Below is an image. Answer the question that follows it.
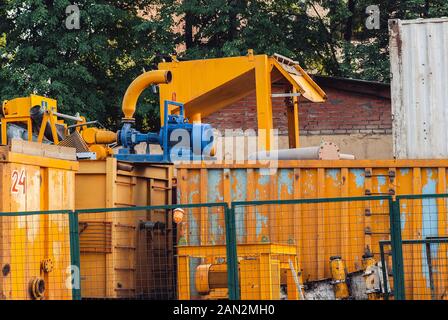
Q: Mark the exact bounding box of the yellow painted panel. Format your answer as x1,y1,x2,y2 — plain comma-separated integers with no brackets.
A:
75,159,173,299
177,160,448,298
158,54,326,150
0,153,76,300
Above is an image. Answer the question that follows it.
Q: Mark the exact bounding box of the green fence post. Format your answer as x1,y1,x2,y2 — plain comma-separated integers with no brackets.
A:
69,210,82,300
225,205,240,300
389,198,405,300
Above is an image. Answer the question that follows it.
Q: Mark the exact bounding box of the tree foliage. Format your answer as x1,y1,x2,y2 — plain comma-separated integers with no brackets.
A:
173,0,448,82
1,1,448,130
0,0,176,131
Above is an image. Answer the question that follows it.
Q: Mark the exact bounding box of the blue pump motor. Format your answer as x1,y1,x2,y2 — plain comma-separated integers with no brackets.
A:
115,101,215,163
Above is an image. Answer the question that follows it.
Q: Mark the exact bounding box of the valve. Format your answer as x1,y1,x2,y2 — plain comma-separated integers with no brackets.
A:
41,258,54,273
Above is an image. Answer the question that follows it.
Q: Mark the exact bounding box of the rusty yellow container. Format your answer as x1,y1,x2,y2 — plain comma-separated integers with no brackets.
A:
177,159,448,298
75,158,174,299
0,149,78,300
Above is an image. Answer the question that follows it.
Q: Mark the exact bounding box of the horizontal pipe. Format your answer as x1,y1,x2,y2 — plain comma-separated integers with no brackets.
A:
122,70,172,121
340,153,356,160
52,112,83,122
249,147,322,160
249,144,343,160
68,121,98,129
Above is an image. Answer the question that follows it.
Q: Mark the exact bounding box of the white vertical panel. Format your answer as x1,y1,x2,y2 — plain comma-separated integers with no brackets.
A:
389,18,448,159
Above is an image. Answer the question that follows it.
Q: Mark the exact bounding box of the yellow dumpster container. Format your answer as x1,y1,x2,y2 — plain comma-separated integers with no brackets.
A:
176,159,448,299
75,158,174,299
0,147,78,300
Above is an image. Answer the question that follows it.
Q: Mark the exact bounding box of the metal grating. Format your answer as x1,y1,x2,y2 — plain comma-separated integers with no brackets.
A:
79,221,112,254
59,131,90,153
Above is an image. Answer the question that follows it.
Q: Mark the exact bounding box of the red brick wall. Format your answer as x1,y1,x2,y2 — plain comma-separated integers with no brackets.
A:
203,86,392,136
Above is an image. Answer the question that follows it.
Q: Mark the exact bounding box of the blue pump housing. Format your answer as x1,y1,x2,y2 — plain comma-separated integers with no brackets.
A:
115,100,215,163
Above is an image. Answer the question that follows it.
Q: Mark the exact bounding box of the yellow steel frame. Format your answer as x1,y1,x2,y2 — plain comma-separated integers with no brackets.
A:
1,95,60,145
1,117,33,145
158,51,326,151
37,110,60,144
1,152,79,171
177,243,302,300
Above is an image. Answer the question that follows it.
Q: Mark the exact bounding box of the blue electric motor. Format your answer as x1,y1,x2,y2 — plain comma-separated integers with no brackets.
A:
116,101,215,163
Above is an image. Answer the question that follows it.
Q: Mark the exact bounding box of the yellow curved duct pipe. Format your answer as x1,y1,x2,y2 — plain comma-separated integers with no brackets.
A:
122,70,172,121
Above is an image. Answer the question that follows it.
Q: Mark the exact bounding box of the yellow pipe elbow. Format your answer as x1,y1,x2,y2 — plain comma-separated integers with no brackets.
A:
122,70,172,121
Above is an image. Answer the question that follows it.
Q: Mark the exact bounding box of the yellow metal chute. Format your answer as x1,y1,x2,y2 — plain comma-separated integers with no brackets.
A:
158,51,327,150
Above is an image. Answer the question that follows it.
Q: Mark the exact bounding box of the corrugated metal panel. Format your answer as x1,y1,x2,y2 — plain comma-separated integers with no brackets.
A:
389,18,448,159
177,160,448,292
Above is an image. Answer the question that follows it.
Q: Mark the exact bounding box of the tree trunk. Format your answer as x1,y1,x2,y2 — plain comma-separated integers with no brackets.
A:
344,0,355,41
184,0,194,49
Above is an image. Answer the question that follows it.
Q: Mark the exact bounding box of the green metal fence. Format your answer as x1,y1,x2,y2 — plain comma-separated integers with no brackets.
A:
226,194,448,300
0,203,238,301
1,193,448,300
74,203,238,300
0,209,74,300
231,196,394,300
392,194,448,300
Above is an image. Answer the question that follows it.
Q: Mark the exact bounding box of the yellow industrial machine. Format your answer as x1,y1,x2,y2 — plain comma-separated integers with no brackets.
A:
177,243,303,300
1,95,66,144
362,254,383,300
329,256,350,300
158,51,327,150
176,160,448,299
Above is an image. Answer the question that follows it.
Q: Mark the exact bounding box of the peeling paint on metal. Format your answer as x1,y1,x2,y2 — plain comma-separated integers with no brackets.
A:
421,168,439,288
231,170,247,243
208,170,224,202
209,212,224,245
326,169,341,187
53,241,61,263
27,215,40,242
352,169,365,189
255,209,268,239
401,202,407,230
189,258,201,298
377,176,386,205
278,169,293,197
187,188,200,246
258,173,270,186
190,173,200,184
303,169,316,194
390,18,448,159
327,169,338,181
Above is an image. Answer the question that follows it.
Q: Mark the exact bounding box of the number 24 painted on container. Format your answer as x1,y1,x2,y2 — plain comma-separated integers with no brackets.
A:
11,169,26,194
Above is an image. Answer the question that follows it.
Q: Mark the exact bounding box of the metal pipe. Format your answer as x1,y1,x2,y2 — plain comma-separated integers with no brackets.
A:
68,121,99,129
340,153,356,160
122,70,172,122
249,145,355,161
249,145,339,160
52,111,83,122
